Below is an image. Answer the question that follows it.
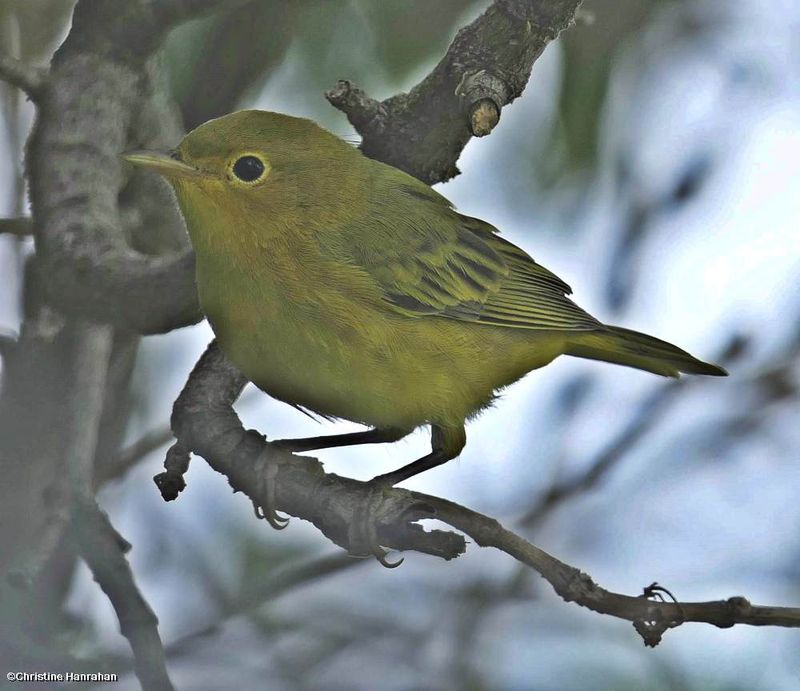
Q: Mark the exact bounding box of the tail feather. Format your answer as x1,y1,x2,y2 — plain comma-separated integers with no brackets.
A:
565,325,727,378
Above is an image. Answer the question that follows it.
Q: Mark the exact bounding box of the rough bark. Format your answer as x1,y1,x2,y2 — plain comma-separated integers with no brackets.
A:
327,0,583,183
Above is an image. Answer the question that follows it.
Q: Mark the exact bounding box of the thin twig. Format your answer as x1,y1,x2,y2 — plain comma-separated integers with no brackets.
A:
0,217,33,237
97,426,175,486
427,495,800,642
166,552,363,656
71,499,174,691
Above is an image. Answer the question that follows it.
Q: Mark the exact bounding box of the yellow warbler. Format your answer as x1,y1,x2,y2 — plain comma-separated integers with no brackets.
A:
124,110,725,486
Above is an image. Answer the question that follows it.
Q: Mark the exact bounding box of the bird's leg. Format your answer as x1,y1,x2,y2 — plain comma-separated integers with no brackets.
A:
271,427,412,453
370,424,466,487
350,424,466,568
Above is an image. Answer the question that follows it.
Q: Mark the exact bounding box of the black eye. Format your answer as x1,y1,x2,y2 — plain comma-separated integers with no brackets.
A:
232,155,265,182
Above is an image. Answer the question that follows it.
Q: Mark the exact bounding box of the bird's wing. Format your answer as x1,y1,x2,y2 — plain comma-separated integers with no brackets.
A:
444,216,601,330
325,173,600,331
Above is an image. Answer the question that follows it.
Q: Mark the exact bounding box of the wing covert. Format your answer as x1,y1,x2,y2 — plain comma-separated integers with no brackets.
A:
325,166,600,332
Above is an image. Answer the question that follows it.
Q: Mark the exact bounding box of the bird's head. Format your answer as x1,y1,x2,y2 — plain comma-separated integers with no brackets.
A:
123,110,362,246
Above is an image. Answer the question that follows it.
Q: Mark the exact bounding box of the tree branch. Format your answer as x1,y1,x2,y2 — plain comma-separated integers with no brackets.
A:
24,0,208,334
65,324,114,493
28,54,201,333
5,323,112,584
70,499,174,691
0,53,46,100
164,341,467,561
435,498,800,644
53,323,175,690
161,341,800,647
19,0,259,333
326,0,583,183
98,386,261,487
0,2,287,680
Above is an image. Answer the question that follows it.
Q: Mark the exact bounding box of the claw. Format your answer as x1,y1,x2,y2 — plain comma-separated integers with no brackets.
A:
252,499,290,530
252,447,290,530
373,546,404,569
348,484,404,568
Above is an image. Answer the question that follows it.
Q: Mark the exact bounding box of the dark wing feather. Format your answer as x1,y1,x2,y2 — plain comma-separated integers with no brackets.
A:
439,217,601,330
327,166,600,332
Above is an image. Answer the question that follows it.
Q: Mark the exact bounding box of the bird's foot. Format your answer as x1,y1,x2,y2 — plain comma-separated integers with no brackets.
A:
347,479,403,569
251,441,290,530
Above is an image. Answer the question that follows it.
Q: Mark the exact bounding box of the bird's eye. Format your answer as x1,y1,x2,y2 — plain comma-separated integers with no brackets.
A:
232,155,266,183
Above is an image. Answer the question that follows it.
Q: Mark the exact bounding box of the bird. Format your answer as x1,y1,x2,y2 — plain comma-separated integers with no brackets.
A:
124,109,726,488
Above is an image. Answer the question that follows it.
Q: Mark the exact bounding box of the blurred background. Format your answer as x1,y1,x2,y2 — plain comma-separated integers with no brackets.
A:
1,0,799,689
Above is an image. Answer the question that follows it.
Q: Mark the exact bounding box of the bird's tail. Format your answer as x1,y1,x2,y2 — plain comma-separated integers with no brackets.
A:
565,325,727,378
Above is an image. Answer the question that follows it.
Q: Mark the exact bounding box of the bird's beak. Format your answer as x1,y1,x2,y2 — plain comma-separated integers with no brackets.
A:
121,149,203,179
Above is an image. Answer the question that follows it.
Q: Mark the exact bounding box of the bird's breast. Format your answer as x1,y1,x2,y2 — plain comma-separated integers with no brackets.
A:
195,250,398,422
